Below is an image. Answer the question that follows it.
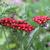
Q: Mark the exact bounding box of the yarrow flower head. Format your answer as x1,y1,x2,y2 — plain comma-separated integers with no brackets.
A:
32,16,50,25
0,18,35,32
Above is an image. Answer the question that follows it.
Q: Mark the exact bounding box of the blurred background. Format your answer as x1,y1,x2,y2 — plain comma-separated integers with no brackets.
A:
0,0,50,50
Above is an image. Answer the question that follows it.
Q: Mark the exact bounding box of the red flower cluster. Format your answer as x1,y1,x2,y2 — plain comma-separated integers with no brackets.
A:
0,18,35,32
32,16,50,25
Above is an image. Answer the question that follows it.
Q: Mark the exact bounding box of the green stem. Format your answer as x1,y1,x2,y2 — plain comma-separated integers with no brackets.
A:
27,27,39,49
2,26,10,50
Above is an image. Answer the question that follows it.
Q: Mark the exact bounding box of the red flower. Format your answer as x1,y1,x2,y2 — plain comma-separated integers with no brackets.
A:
18,20,25,24
33,16,50,25
0,17,35,32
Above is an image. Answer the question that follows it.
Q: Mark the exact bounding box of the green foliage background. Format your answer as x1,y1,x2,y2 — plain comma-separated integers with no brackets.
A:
0,0,50,50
